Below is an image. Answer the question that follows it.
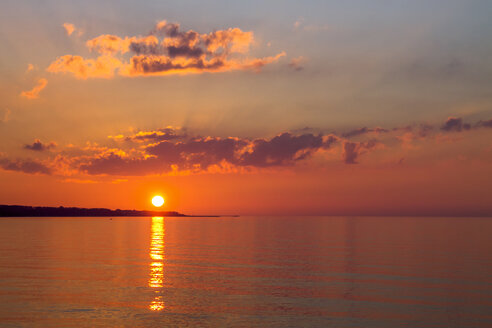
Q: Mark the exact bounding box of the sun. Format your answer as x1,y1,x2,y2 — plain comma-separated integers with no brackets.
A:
151,195,165,207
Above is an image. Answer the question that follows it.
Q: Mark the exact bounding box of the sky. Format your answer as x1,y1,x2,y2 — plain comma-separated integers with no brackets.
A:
1,0,491,215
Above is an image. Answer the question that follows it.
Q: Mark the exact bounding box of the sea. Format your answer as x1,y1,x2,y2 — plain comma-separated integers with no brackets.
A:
0,216,490,327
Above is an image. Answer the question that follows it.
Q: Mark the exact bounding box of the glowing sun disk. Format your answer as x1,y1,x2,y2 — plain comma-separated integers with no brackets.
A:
152,195,165,207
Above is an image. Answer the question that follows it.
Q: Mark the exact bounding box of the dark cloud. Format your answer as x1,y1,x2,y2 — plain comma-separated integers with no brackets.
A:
167,45,204,58
5,116,492,177
342,140,379,164
79,132,339,175
24,139,56,152
127,55,225,75
238,133,337,167
79,154,162,176
79,137,247,176
288,56,305,71
0,158,52,175
342,127,389,138
441,117,471,132
476,119,492,128
441,117,492,132
129,36,163,56
343,142,359,164
147,137,246,168
416,124,434,137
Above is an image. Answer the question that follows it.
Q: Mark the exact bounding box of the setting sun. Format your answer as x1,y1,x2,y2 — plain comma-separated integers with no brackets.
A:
151,196,165,207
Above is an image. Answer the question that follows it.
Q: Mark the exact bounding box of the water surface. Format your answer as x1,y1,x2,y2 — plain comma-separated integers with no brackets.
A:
0,216,491,327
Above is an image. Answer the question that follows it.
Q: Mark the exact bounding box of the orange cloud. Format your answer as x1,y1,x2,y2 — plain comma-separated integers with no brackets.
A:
63,23,83,37
46,55,122,79
86,35,134,55
63,23,75,36
47,20,285,79
237,52,286,72
2,116,492,177
203,28,254,54
20,78,48,99
109,127,186,143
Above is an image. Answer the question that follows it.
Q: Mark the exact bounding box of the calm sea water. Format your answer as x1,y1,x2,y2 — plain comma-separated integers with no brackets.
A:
0,216,491,327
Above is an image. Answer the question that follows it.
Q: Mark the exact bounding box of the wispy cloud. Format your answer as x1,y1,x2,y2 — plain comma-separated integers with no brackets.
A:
26,64,34,73
63,22,83,37
0,108,11,123
108,127,186,143
20,78,48,99
293,18,330,32
47,20,285,79
288,56,306,71
342,127,392,138
47,55,122,79
62,178,98,184
477,119,492,128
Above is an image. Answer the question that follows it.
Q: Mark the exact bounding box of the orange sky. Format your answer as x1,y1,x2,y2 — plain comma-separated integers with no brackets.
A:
1,1,492,215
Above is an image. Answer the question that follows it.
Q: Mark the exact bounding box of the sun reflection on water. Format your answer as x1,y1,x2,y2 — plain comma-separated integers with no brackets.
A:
149,217,165,311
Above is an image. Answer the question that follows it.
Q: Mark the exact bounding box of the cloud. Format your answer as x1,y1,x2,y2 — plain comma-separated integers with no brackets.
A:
109,127,186,143
3,116,492,176
293,18,304,30
476,119,492,128
62,178,98,184
342,127,390,138
26,64,34,73
293,18,329,32
396,125,433,149
342,140,379,164
0,158,52,175
47,20,285,79
20,78,48,99
63,23,83,37
24,139,57,152
77,130,339,176
288,56,306,71
416,124,434,137
441,117,471,132
238,133,338,167
440,116,492,132
0,108,11,123
47,55,122,79
63,23,75,36
86,34,134,55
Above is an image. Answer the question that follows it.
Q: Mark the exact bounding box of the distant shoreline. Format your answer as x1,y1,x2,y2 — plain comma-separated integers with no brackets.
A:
0,205,226,218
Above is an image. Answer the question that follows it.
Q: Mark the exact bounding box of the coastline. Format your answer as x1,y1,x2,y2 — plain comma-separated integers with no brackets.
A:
0,205,227,218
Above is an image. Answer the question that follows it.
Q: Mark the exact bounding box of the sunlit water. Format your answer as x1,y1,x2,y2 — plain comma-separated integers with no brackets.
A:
0,216,491,327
